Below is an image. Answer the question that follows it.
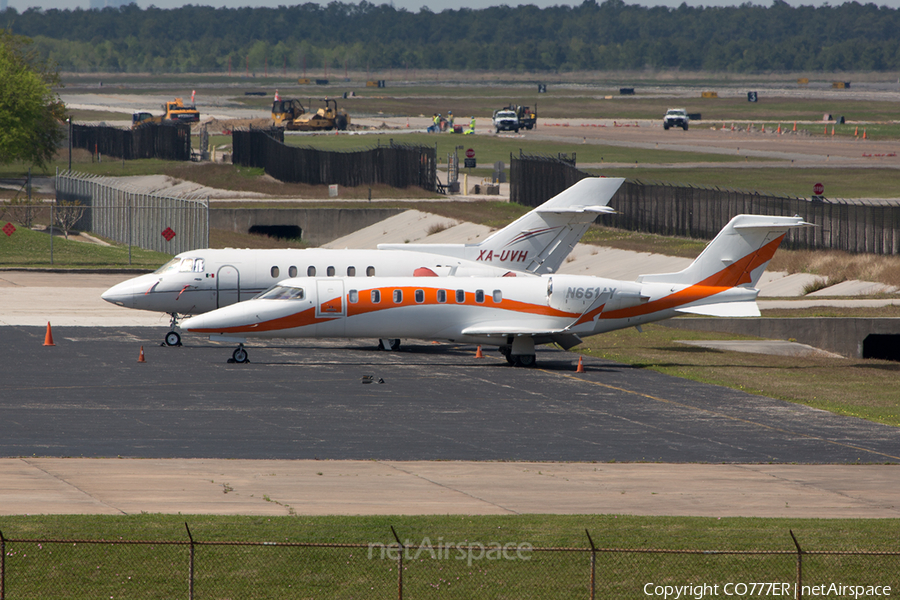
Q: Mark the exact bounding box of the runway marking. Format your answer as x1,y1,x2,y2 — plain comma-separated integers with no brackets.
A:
547,368,900,462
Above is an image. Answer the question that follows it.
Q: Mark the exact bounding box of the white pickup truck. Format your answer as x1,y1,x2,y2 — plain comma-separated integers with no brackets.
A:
663,108,689,130
492,110,520,133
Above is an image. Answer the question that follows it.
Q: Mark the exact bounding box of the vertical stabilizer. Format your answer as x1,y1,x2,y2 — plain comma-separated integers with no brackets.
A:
378,177,624,273
637,215,812,288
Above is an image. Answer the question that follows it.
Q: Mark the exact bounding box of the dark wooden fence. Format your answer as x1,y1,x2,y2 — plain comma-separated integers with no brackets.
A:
510,153,900,255
233,129,437,191
71,123,192,161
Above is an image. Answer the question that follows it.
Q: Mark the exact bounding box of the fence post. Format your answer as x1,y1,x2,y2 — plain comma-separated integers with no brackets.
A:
790,530,802,600
185,522,195,600
391,526,403,600
585,529,596,600
1,528,5,600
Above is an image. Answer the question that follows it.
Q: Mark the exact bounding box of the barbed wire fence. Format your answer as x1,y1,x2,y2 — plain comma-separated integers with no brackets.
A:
510,153,900,255
1,526,897,599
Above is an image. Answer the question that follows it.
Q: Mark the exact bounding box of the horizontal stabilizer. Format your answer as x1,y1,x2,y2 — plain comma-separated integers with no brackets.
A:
675,302,760,317
537,205,616,215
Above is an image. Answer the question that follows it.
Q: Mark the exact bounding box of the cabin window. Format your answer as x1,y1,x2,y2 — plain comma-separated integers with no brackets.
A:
347,266,356,277
456,289,465,303
307,266,316,276
393,289,403,304
366,266,375,276
475,289,485,303
437,289,447,303
178,258,195,272
349,290,359,303
270,266,280,278
327,266,336,277
371,289,381,303
493,290,502,303
289,266,298,277
192,259,205,273
415,289,424,303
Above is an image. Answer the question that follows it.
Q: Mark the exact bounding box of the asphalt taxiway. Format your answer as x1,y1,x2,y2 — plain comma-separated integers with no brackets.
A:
4,325,899,464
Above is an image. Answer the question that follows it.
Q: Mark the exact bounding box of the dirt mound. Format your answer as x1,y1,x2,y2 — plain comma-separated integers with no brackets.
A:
196,117,274,135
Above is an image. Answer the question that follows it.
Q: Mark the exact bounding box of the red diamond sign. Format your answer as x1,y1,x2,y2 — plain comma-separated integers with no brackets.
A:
161,227,176,241
2,222,15,237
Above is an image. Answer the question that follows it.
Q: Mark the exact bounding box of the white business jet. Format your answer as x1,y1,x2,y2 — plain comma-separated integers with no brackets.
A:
181,214,811,365
101,177,624,347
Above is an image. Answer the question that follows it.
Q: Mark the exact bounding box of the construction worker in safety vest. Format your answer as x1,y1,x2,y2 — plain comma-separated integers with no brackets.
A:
464,116,476,135
447,111,455,131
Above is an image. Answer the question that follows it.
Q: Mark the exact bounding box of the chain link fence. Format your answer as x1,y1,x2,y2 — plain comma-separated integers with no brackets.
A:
510,153,900,255
233,129,437,191
1,527,896,599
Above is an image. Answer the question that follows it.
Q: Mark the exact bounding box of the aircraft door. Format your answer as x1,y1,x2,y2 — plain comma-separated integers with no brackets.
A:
316,279,345,318
216,265,241,308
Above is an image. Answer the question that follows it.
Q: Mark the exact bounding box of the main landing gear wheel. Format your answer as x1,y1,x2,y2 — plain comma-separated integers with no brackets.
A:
378,339,401,351
232,345,249,364
511,354,536,368
164,331,182,347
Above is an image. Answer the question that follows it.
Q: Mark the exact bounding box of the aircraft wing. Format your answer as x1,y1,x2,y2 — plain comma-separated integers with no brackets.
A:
461,323,571,336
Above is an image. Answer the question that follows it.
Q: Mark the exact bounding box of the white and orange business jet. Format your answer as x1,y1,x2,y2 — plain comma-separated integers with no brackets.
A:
181,214,811,365
101,177,624,347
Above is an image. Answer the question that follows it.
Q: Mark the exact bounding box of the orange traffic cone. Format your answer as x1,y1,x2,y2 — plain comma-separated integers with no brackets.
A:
777,123,782,134
854,126,859,136
863,129,868,139
576,356,584,373
793,122,797,132
43,322,55,346
406,117,410,128
475,345,484,358
731,122,735,131
761,124,765,133
138,346,146,363
824,126,828,135
831,126,835,136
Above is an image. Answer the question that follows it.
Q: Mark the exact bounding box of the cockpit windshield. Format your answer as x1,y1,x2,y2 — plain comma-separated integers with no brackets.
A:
258,285,306,300
154,258,182,274
156,257,205,274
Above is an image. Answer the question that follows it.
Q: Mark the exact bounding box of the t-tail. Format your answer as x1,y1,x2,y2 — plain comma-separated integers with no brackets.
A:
635,214,813,317
378,177,625,274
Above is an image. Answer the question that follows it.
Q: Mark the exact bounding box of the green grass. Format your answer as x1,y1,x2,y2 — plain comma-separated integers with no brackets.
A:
282,131,754,167
0,226,171,268
0,514,897,598
577,323,900,428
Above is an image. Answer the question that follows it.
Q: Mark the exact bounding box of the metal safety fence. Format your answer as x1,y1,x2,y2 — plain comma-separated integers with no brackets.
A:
510,153,900,255
55,170,208,257
71,123,192,162
0,527,896,599
233,129,437,191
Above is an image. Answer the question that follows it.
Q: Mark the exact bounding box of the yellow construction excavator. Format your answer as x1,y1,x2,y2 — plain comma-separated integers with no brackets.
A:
132,98,200,128
274,98,350,131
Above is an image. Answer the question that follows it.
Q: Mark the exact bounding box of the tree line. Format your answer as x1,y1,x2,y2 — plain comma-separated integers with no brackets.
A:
2,0,900,73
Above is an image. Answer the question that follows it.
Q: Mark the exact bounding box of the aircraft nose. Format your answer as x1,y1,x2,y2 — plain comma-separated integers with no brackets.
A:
101,275,157,309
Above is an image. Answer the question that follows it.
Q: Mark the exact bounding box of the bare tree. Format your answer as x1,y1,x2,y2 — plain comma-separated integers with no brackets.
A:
54,199,86,240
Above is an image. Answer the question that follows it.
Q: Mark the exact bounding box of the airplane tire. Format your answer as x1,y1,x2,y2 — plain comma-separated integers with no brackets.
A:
232,347,249,363
164,331,181,347
512,354,536,368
